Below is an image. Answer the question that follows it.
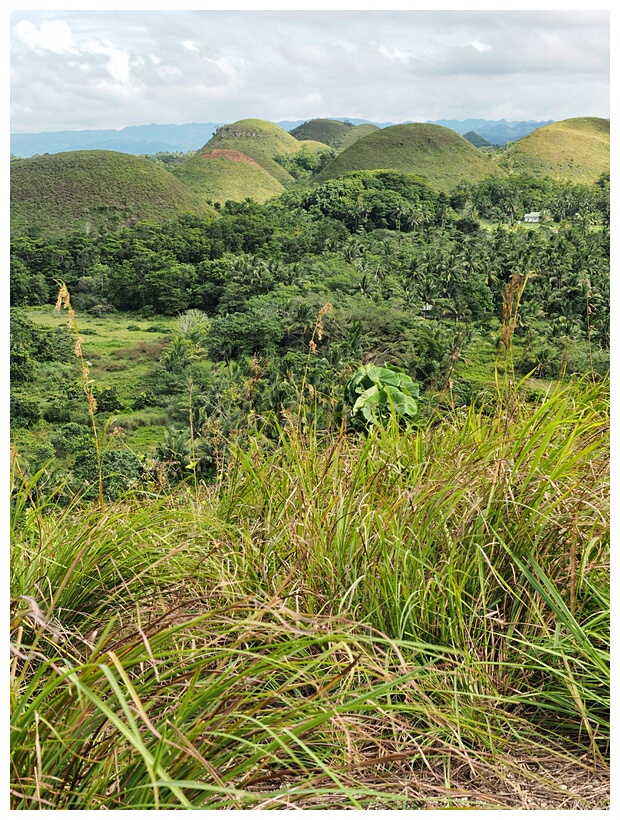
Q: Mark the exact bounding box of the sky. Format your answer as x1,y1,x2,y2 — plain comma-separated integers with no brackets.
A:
8,5,611,134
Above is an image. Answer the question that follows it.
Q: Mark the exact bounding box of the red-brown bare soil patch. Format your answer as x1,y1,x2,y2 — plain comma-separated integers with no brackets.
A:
201,149,260,166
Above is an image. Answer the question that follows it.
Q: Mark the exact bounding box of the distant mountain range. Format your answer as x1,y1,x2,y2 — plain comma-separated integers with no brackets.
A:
10,123,227,158
10,118,555,158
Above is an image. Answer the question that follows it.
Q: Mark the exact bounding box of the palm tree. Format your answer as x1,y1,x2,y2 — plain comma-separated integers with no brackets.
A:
155,429,192,481
176,309,210,345
414,271,441,308
342,236,364,264
283,302,316,348
356,272,376,298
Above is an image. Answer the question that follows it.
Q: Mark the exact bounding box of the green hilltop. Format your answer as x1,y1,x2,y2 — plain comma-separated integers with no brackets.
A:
313,123,505,193
290,119,381,151
497,117,610,184
290,118,354,149
10,150,216,237
463,131,492,148
198,118,307,184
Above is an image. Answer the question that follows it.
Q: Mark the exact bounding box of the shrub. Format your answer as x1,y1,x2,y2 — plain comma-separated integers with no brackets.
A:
50,422,92,457
94,386,123,414
70,447,144,501
10,394,42,429
132,389,157,410
28,440,56,471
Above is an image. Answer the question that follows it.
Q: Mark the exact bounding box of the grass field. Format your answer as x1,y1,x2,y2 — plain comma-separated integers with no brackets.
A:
17,304,558,462
25,307,172,390
21,307,176,454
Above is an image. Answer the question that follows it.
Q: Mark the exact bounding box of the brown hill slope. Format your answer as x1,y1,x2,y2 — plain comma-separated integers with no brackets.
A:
497,117,610,183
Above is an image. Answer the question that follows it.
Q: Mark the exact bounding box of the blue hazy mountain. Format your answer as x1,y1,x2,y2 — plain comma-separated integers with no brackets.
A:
10,123,226,158
430,119,554,145
11,118,553,157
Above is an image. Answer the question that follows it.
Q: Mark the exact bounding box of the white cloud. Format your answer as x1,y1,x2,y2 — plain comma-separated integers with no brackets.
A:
379,44,413,63
292,43,330,68
159,65,182,77
338,39,358,56
209,56,236,79
182,40,200,53
83,40,130,83
90,80,141,103
467,40,492,53
14,19,78,55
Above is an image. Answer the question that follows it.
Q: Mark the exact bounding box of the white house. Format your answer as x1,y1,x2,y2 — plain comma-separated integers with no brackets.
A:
523,212,540,223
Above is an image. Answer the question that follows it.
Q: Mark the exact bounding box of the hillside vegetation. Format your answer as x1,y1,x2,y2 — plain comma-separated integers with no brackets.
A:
290,119,380,152
10,150,216,237
340,123,381,150
171,119,332,203
498,117,610,184
296,138,333,153
12,117,610,228
463,131,492,148
290,118,356,149
10,377,610,809
172,148,285,204
314,123,505,192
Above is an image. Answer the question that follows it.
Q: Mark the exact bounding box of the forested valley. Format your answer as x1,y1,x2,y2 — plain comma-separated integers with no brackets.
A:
11,170,610,491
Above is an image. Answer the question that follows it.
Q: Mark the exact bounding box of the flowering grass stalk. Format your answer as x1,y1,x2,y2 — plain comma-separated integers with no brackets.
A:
54,283,104,511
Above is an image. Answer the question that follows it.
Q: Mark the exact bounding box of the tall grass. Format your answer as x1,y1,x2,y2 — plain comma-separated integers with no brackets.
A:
10,376,609,808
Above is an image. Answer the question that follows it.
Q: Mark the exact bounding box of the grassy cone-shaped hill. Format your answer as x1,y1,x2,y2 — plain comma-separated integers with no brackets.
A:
290,119,380,151
314,123,505,193
498,117,610,184
290,118,355,149
10,150,216,237
172,149,285,205
198,119,306,184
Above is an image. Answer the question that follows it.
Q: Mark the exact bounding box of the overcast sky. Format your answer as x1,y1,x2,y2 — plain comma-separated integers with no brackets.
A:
9,6,610,134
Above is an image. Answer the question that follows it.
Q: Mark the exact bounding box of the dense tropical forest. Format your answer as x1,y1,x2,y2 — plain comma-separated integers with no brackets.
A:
10,117,610,808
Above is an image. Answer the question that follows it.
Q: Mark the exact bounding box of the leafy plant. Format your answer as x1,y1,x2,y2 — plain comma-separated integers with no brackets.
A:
344,363,419,431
